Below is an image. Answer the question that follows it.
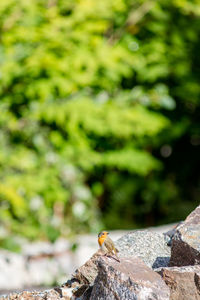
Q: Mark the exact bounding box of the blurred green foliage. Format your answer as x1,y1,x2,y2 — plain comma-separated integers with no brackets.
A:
0,0,199,248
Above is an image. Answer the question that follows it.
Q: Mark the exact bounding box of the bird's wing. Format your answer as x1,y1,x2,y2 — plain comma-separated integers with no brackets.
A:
104,236,115,252
104,236,114,252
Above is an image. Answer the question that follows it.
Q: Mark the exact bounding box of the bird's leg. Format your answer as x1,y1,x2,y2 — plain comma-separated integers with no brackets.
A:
105,251,120,262
112,253,120,262
112,250,120,262
115,255,120,262
103,251,113,259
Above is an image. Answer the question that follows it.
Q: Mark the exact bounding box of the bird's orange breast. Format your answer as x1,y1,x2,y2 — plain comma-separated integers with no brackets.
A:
98,236,106,247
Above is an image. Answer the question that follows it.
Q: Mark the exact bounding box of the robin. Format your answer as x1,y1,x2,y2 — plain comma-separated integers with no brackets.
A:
98,231,120,262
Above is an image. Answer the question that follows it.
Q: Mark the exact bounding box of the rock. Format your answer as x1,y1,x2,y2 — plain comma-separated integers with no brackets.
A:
163,222,183,246
156,265,200,300
170,205,200,267
115,230,170,269
70,230,171,298
90,256,170,300
2,224,193,300
67,250,104,299
73,250,103,285
0,288,72,300
0,227,174,292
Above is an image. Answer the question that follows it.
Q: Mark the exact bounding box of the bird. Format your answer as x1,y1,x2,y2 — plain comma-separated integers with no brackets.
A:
98,231,120,262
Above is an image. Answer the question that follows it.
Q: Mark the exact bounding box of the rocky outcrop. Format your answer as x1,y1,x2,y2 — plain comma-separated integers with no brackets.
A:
156,265,200,300
115,230,170,269
163,222,183,246
170,205,200,267
90,256,170,300
71,230,171,289
73,250,102,285
0,288,73,300
2,205,200,300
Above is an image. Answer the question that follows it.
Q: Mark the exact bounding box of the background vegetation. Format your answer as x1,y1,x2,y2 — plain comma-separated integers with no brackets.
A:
0,0,199,250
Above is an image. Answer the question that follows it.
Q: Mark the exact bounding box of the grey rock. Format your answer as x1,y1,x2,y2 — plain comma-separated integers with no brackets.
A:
156,265,200,300
115,230,170,269
90,256,170,300
72,230,171,290
0,224,187,299
71,230,171,297
163,222,183,246
0,286,76,300
0,289,63,300
73,250,103,285
170,205,200,267
0,225,175,292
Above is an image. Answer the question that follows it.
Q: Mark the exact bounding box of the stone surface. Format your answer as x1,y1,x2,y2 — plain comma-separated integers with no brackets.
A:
90,256,170,300
156,265,200,300
0,222,187,299
115,230,170,269
73,250,103,285
72,230,171,288
170,205,200,267
0,225,174,293
163,222,183,246
0,289,65,300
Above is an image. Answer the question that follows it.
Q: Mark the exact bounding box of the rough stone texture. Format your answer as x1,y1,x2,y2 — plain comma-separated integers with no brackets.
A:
0,225,174,292
68,230,171,298
0,288,70,300
73,250,103,285
3,212,200,300
115,230,170,269
72,230,171,288
156,265,200,300
170,205,200,267
163,222,183,246
90,256,170,300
